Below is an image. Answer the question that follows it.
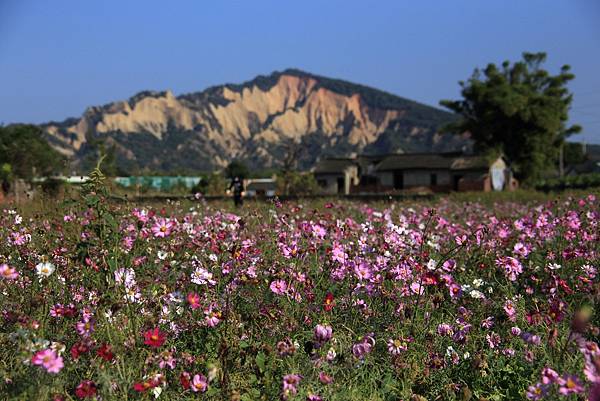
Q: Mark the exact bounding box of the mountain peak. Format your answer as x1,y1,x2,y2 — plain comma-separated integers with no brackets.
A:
42,71,466,174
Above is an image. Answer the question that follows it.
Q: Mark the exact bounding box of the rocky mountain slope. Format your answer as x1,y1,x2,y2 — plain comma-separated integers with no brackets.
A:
43,69,469,173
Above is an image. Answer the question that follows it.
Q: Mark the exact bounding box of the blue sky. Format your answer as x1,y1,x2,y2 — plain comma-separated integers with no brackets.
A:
1,0,599,143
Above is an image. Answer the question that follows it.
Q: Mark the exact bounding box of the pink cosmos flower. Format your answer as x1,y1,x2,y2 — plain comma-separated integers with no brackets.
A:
191,374,208,392
526,383,548,400
75,319,95,337
354,262,372,281
282,374,302,399
486,332,501,348
503,300,517,321
31,349,64,374
151,218,175,238
387,337,411,355
513,242,530,257
496,256,523,281
0,263,18,280
270,280,288,295
204,305,222,327
448,283,462,299
314,324,332,345
557,374,584,395
331,243,347,263
540,367,559,384
318,371,333,384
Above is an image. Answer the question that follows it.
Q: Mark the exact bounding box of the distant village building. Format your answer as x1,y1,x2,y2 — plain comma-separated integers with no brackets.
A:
313,158,360,195
244,178,277,197
313,153,517,194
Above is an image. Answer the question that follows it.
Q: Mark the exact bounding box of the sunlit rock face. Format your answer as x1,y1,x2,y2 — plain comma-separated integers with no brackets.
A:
43,69,468,172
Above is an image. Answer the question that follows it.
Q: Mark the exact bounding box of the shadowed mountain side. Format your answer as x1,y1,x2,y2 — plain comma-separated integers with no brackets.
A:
43,69,468,173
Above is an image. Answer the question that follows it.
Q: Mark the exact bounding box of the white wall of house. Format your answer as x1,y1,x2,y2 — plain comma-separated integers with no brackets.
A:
315,167,359,195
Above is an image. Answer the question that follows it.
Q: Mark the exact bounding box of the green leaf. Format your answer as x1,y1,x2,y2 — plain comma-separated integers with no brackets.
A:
255,352,266,373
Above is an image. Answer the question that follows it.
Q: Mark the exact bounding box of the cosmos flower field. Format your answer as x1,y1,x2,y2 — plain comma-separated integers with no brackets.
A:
0,190,599,400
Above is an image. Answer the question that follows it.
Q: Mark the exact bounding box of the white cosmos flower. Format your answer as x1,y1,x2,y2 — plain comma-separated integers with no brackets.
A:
472,279,484,288
36,262,55,278
548,263,562,270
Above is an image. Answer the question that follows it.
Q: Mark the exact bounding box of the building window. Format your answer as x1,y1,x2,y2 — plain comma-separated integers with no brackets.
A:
430,173,437,186
317,179,327,187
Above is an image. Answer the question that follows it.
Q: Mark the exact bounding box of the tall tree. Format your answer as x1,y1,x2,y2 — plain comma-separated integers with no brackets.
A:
0,124,64,179
440,52,581,183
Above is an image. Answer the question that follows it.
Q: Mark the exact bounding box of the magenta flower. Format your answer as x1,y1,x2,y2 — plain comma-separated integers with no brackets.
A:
0,263,18,280
31,349,64,374
75,319,95,337
282,374,302,399
541,367,559,384
318,371,333,384
557,374,584,395
496,256,523,281
151,218,175,238
526,383,548,400
204,305,222,327
448,283,462,299
353,334,375,359
503,300,517,321
191,374,208,393
314,324,332,345
270,280,288,295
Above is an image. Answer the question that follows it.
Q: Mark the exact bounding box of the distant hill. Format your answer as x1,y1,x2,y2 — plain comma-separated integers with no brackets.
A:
42,69,469,173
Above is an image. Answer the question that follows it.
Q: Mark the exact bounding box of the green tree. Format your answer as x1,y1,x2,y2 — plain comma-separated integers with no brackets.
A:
0,124,64,179
277,171,319,196
224,160,249,179
440,52,581,183
564,142,586,166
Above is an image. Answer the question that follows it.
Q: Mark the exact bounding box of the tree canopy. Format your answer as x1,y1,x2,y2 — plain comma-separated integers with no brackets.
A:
0,124,64,180
224,160,249,179
440,52,581,183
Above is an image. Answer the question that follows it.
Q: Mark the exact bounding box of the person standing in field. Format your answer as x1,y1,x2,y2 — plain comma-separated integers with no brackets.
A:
229,176,244,207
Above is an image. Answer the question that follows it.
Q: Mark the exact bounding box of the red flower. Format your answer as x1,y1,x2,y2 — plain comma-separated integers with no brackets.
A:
70,342,90,360
143,327,166,348
133,379,159,392
323,292,335,312
97,343,114,361
180,371,191,390
75,380,97,399
187,292,201,310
